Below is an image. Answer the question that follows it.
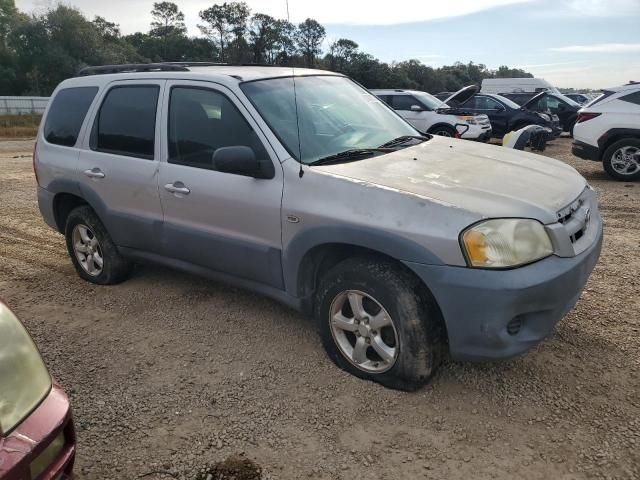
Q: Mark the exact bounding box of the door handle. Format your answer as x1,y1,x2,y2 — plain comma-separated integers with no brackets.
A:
84,168,105,179
164,182,190,195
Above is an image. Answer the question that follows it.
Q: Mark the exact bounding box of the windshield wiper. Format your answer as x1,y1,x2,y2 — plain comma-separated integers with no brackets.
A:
308,148,391,166
378,135,429,148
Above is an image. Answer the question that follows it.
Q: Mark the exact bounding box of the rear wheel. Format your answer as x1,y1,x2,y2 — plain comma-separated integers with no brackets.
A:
602,138,640,181
430,125,455,137
314,257,444,391
65,206,132,284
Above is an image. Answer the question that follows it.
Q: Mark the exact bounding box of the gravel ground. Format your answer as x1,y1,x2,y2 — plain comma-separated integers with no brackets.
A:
0,137,638,480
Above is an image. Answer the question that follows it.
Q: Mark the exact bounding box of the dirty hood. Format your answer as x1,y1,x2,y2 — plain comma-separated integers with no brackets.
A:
311,137,586,224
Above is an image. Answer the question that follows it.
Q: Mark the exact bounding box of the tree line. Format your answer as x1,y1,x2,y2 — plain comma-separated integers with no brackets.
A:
0,0,533,96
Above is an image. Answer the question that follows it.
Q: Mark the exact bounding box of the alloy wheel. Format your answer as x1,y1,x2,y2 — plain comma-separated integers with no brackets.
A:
72,224,104,276
329,290,399,373
611,146,640,176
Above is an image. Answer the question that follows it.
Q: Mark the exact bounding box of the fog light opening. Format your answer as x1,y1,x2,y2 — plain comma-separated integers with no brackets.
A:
506,316,523,336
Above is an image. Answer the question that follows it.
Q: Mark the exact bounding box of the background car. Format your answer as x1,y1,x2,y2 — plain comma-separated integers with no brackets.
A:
572,81,640,181
565,93,592,105
501,91,581,134
481,77,560,94
445,91,561,137
371,87,492,140
0,302,75,480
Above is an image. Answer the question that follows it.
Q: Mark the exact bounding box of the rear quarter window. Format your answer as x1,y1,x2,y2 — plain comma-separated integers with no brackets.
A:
43,87,99,147
620,91,640,106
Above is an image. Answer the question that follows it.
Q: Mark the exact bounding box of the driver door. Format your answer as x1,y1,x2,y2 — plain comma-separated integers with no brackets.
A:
390,95,430,132
157,81,285,288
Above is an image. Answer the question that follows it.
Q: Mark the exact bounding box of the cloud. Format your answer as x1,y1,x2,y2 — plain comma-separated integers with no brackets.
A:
516,61,585,69
16,0,535,34
566,0,640,16
549,43,640,53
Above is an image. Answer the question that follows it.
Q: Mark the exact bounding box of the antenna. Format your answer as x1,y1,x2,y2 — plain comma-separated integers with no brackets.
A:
286,0,304,178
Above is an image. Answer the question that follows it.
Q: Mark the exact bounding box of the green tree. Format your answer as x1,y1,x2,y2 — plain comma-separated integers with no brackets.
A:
92,16,120,40
327,38,358,71
249,13,276,63
199,2,250,62
295,18,325,68
495,65,533,78
150,2,186,59
0,0,18,50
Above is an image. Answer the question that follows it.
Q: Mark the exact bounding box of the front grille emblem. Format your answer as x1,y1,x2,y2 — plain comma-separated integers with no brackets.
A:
584,208,591,229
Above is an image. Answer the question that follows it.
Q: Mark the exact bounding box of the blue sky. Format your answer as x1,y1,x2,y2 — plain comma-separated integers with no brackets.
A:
322,0,640,88
16,0,640,88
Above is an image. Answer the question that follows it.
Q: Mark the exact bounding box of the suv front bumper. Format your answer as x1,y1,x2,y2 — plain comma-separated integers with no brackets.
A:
405,225,603,361
461,124,492,141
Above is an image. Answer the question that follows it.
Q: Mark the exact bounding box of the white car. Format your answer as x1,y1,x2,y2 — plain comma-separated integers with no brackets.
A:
371,87,492,141
572,82,640,181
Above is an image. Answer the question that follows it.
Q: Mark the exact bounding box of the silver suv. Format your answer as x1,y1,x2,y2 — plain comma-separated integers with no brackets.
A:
35,63,603,390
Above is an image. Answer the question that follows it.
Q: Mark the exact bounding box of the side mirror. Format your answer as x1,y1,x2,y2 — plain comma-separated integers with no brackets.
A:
212,146,271,179
410,105,423,112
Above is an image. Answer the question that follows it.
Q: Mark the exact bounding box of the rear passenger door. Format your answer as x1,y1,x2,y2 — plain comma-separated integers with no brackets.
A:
157,81,284,288
77,80,165,253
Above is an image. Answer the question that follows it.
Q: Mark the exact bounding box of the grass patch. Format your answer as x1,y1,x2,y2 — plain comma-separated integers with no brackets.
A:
0,114,41,138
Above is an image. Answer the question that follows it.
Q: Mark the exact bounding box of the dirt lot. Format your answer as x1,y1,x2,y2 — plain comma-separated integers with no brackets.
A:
0,137,638,479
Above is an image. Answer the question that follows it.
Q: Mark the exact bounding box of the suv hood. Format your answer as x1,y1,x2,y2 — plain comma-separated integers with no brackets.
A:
442,85,479,107
312,137,586,224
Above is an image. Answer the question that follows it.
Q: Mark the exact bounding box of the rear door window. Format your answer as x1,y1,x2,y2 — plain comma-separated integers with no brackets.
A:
43,87,98,147
91,85,160,159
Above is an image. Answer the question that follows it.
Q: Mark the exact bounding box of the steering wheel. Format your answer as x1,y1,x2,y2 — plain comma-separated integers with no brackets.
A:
328,123,356,147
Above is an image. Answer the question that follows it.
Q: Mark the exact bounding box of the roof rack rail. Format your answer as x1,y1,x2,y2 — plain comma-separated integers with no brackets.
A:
77,61,301,77
164,61,226,67
77,63,190,76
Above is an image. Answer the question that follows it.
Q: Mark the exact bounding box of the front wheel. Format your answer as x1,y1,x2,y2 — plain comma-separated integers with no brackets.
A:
314,257,444,391
430,125,455,137
602,138,640,181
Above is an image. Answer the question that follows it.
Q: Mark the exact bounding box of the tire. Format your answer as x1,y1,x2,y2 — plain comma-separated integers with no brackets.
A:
314,257,445,391
602,138,640,181
430,125,455,138
65,205,132,284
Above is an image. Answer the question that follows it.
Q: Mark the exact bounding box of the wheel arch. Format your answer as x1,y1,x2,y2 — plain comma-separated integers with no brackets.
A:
598,128,640,159
52,192,90,233
427,122,455,135
285,226,444,309
294,242,449,345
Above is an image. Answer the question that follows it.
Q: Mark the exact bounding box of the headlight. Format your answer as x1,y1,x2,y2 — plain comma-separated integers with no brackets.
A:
537,112,551,121
461,219,553,268
0,304,51,435
456,115,477,125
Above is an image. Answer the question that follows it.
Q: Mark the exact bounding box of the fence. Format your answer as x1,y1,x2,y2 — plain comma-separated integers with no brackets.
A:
0,96,49,115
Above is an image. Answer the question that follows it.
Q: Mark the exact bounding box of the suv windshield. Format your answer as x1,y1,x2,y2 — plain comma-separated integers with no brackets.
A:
241,75,418,164
555,93,580,107
492,94,521,109
412,92,444,110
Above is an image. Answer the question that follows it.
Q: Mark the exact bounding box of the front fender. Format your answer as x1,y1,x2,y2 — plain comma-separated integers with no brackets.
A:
282,225,445,296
